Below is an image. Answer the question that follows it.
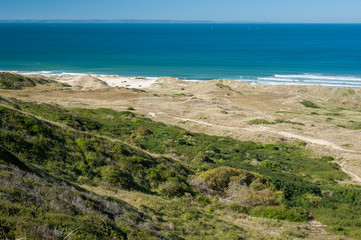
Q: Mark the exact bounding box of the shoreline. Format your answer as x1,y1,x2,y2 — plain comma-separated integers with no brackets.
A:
1,70,361,89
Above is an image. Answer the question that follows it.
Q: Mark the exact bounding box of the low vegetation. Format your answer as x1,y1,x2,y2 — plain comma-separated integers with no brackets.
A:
1,96,361,239
0,72,51,89
248,118,304,126
300,100,320,108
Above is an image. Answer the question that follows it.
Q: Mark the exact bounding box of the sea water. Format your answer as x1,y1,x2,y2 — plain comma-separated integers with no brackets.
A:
1,23,361,88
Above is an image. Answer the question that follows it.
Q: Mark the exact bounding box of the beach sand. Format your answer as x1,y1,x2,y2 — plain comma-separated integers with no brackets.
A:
56,74,157,89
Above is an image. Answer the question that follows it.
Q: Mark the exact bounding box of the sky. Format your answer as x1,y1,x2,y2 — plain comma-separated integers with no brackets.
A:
1,0,361,23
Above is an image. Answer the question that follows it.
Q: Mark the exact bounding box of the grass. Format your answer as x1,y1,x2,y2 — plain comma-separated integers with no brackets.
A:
248,118,304,126
300,100,320,109
0,72,51,90
1,97,361,239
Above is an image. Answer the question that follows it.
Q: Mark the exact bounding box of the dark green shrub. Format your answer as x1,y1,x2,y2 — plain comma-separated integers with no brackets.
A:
300,100,319,108
248,119,273,125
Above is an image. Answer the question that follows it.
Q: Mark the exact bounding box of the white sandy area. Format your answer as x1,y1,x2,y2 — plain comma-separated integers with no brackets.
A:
98,75,157,88
56,74,157,89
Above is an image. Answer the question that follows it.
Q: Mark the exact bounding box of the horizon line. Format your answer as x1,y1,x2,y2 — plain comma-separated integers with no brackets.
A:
1,19,361,24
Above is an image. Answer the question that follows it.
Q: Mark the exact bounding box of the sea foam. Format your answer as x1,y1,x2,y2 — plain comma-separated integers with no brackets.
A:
240,74,361,88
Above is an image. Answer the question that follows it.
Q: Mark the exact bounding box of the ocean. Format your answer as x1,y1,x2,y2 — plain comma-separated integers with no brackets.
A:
1,23,361,88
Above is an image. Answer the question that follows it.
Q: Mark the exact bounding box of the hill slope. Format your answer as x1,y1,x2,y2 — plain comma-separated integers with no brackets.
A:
1,97,361,239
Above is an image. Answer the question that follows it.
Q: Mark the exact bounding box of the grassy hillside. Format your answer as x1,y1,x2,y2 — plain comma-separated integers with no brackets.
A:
0,72,54,89
1,97,361,239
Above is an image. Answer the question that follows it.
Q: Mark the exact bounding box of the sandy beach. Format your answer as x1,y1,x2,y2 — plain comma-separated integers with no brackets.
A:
55,74,157,89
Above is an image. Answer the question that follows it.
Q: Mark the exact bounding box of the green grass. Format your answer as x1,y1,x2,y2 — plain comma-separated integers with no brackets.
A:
1,97,361,239
248,118,304,126
300,100,320,109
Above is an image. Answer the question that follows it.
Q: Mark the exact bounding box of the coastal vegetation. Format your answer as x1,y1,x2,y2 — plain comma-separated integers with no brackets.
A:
1,96,361,239
248,118,304,126
0,72,52,90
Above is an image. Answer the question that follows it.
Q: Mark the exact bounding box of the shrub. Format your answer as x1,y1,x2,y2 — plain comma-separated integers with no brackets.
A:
298,193,323,208
191,167,279,206
176,138,190,146
300,100,319,108
193,167,244,193
157,179,190,198
100,165,134,189
205,145,221,153
262,160,279,170
192,153,215,164
228,186,282,206
250,206,308,222
248,119,273,125
135,127,153,136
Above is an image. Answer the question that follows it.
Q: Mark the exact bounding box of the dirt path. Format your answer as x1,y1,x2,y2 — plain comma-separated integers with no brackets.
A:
162,113,361,154
340,161,361,183
248,126,361,154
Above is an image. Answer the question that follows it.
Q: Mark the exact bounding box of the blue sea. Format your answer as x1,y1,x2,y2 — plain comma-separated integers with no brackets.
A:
1,23,361,88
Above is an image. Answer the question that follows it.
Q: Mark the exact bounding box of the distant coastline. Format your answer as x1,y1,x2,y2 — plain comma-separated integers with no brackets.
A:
2,70,360,89
0,19,273,24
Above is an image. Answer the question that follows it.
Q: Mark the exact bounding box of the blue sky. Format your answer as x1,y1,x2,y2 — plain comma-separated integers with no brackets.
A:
1,0,361,23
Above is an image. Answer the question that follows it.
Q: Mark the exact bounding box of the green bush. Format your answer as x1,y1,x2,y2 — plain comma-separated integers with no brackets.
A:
250,206,308,222
300,100,319,108
248,119,273,125
100,165,135,189
157,179,191,198
298,193,323,208
261,160,279,169
192,153,215,164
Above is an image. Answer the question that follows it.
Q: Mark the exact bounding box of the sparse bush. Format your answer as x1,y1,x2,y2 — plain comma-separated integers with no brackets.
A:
248,119,273,125
300,100,319,108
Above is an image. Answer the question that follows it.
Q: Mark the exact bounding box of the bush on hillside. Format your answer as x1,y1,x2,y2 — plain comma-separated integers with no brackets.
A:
157,178,191,198
250,206,308,222
192,153,215,164
100,165,135,190
191,167,281,206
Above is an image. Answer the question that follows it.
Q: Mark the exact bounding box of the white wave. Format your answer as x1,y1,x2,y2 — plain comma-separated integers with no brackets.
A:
257,77,361,86
274,74,361,82
249,74,361,88
60,72,87,76
1,70,87,76
260,81,361,88
258,77,302,82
